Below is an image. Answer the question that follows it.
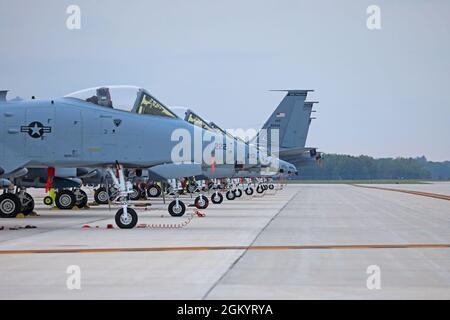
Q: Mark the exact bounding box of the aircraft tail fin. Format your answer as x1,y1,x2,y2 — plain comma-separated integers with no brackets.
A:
256,90,316,151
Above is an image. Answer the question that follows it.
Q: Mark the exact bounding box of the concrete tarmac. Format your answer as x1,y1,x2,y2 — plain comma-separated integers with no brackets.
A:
0,183,449,299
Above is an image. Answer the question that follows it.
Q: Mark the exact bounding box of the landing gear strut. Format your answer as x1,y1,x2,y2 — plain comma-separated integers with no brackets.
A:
17,190,35,215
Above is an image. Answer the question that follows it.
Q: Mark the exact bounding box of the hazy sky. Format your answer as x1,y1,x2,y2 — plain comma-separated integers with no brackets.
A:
1,0,449,160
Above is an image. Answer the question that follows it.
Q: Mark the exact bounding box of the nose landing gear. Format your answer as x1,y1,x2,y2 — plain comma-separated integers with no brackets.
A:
168,199,186,217
107,163,139,229
194,195,209,209
211,191,223,204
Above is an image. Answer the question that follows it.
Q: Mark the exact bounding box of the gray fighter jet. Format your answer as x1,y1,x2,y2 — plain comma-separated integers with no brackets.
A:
0,86,262,227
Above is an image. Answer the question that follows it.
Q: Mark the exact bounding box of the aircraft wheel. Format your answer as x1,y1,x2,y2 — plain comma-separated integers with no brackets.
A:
245,187,254,196
115,208,138,229
55,190,76,210
233,189,243,198
74,189,88,209
194,195,209,209
211,192,223,204
20,192,35,215
268,184,275,190
129,187,141,201
226,190,236,201
94,187,109,205
147,184,161,198
0,193,21,218
43,196,53,206
256,185,264,194
168,200,186,217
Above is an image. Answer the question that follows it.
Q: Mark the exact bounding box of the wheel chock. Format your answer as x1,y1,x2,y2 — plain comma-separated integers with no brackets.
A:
194,209,206,217
107,224,114,229
16,213,25,219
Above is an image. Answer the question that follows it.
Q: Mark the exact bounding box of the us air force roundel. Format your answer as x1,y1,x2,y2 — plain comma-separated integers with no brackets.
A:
20,121,52,139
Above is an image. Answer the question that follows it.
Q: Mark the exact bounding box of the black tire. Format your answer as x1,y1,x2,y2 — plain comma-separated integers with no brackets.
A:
147,184,162,198
74,189,88,209
256,186,264,194
94,187,109,205
0,193,21,218
226,190,236,201
211,192,223,204
194,195,209,209
168,200,186,217
233,189,243,198
245,187,254,196
115,208,138,229
129,187,141,201
268,184,275,190
43,196,53,206
20,192,35,215
55,190,76,210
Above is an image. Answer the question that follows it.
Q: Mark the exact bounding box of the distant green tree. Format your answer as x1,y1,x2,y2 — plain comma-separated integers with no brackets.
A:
294,154,447,180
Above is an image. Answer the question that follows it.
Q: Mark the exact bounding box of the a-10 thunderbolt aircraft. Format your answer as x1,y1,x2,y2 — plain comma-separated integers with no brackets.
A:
0,88,319,218
0,86,282,228
72,105,300,209
83,92,315,207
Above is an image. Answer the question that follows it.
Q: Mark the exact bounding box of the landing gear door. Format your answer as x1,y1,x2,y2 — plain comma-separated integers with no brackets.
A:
24,107,55,159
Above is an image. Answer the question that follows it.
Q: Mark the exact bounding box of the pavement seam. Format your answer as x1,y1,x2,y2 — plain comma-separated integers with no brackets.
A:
201,188,301,300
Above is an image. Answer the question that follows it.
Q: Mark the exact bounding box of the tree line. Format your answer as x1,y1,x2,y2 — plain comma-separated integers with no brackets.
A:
296,154,450,180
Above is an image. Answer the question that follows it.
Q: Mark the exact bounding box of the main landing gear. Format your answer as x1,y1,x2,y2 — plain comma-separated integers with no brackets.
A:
0,193,21,218
0,188,35,218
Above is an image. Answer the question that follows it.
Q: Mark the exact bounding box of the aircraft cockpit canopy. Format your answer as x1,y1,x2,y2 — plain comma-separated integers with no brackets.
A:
185,111,215,131
64,86,178,119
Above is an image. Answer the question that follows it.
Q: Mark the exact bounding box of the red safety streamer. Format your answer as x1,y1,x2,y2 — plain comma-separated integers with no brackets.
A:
45,167,55,192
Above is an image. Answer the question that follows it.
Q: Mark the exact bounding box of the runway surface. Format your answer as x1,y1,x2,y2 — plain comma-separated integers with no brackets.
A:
0,183,449,299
